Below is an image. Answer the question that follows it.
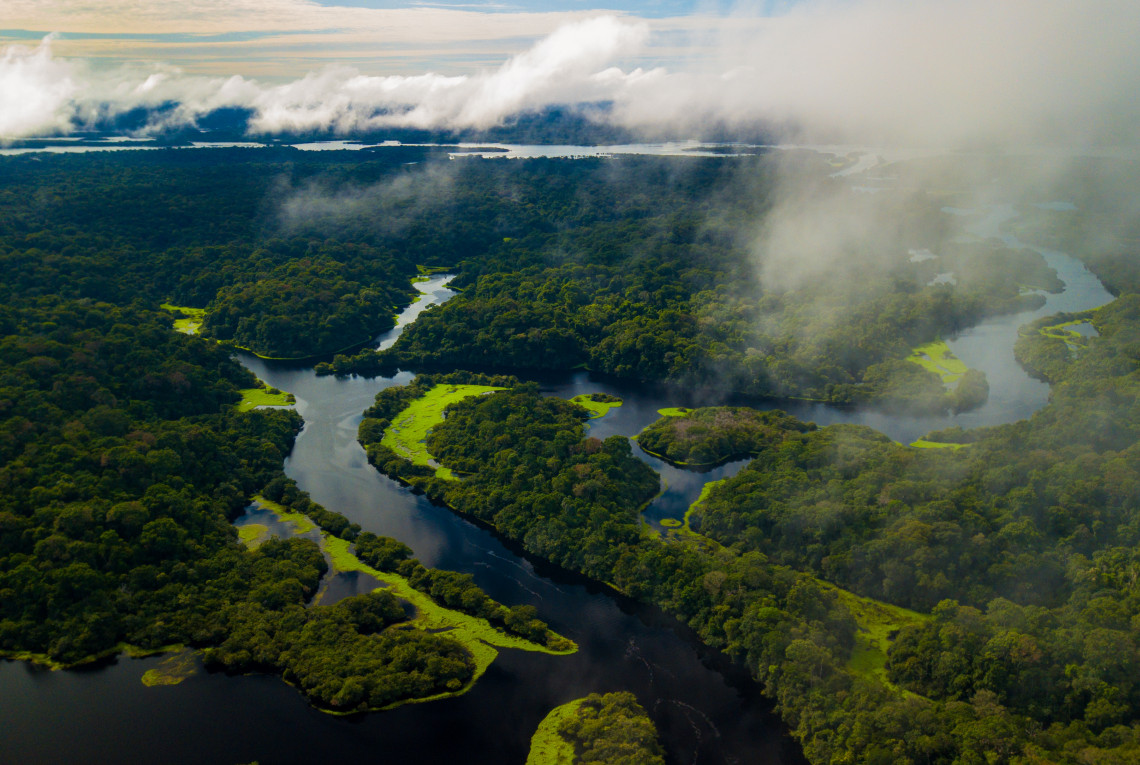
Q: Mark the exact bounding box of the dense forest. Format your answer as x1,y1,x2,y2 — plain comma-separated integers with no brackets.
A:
0,150,574,712
307,152,1061,411
0,147,1058,405
0,147,465,358
359,282,1140,762
338,195,1056,409
4,146,1140,762
637,407,815,467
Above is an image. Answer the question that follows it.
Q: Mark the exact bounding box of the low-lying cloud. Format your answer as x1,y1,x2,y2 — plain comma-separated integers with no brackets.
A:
0,16,651,141
0,36,76,139
3,1,1139,149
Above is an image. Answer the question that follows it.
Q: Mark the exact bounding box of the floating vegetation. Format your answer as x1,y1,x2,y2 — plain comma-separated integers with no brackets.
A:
906,340,968,384
237,386,296,412
141,650,197,687
382,384,505,479
570,392,623,419
160,303,206,335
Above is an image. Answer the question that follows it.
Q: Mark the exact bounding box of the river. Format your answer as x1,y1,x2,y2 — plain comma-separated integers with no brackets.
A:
0,181,1114,765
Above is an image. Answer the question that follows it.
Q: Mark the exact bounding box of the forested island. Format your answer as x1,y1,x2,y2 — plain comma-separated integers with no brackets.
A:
526,692,665,765
2,145,1139,763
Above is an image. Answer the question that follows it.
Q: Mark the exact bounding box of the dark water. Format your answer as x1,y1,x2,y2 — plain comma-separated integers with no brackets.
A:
0,207,1112,765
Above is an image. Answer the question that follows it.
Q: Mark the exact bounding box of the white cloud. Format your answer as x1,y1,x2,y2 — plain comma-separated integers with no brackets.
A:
0,16,653,140
2,0,1138,147
613,0,1140,148
0,37,77,139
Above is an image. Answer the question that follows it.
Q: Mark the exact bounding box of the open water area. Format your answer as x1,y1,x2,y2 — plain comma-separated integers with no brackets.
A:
0,150,1115,765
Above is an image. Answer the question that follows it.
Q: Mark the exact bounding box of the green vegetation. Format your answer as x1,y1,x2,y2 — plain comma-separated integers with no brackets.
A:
238,524,270,548
359,293,1140,763
1016,308,1102,383
656,407,691,417
236,386,296,412
0,298,310,668
570,393,622,419
1041,319,1095,345
141,649,198,687
233,485,574,707
0,281,565,716
325,535,574,691
205,478,573,713
161,303,206,335
252,495,317,535
380,383,506,479
637,407,813,467
527,692,665,765
298,155,1048,413
1002,174,1140,297
906,340,968,383
0,147,510,359
824,584,929,689
909,438,967,449
6,147,1140,763
526,698,583,765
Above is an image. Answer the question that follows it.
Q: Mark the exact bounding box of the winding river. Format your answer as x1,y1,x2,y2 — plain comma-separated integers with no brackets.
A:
0,175,1114,764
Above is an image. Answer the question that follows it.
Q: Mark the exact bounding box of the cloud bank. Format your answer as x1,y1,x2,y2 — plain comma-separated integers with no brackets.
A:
0,16,653,140
2,0,1138,149
0,36,77,139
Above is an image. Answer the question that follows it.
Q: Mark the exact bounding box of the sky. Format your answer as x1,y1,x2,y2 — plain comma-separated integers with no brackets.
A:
0,0,724,76
1,0,1138,145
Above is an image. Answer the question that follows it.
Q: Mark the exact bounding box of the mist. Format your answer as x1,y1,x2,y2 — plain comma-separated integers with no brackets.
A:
4,0,1136,337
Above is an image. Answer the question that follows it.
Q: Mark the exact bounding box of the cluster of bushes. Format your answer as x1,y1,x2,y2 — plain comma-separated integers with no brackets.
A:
557,692,666,765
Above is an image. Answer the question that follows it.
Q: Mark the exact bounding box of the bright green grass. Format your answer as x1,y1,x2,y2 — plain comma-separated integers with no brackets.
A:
416,264,453,275
238,523,270,548
571,394,623,419
252,495,317,535
660,518,682,528
141,649,197,687
235,495,575,710
526,698,585,765
1,642,185,671
656,407,692,417
909,439,968,450
684,479,725,532
382,384,505,479
1039,318,1097,350
907,341,969,384
237,387,296,412
821,581,931,691
323,534,576,708
160,303,206,335
679,479,930,690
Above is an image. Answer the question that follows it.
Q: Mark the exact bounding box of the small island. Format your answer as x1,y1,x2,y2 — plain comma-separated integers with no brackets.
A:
526,692,665,765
